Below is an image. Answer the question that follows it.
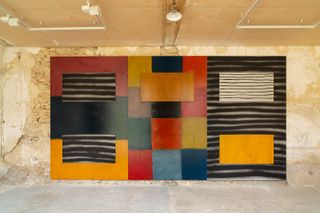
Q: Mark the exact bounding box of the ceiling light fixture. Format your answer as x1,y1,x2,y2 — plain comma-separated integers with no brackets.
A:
81,1,101,17
1,14,19,27
166,0,182,22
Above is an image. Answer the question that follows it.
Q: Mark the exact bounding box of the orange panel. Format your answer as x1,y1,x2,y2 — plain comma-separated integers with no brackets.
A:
219,134,274,164
51,139,128,180
140,73,194,102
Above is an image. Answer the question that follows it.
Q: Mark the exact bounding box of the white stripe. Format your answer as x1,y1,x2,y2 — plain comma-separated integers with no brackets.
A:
63,134,115,137
63,94,115,98
63,83,116,86
63,88,115,92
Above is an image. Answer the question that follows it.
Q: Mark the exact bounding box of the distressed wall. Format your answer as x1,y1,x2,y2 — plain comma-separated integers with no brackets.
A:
0,46,319,185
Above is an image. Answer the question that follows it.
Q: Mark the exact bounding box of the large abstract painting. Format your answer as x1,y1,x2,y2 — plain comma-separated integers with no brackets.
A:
50,56,286,180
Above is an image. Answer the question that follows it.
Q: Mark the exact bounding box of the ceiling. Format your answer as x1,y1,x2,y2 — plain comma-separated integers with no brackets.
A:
0,0,319,47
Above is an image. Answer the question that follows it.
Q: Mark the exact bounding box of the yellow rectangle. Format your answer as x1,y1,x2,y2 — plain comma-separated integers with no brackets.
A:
219,134,274,164
182,118,207,149
51,139,128,180
128,56,152,87
140,73,194,101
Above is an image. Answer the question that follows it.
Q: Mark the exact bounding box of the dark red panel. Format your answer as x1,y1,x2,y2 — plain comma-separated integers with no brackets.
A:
128,150,153,180
51,57,128,97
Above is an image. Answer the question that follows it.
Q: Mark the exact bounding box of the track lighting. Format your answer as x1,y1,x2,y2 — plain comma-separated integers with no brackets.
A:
0,14,19,27
166,1,182,22
81,1,101,16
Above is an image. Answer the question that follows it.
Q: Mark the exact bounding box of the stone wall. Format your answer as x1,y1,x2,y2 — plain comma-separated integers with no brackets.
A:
0,46,319,185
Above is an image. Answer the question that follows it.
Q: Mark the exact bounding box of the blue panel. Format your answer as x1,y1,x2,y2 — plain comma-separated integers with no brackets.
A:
51,96,63,139
181,149,207,180
152,56,182,72
152,150,182,180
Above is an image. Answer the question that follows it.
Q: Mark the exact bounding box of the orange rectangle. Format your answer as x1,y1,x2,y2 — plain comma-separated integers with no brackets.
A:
219,134,274,164
51,139,128,180
140,73,194,101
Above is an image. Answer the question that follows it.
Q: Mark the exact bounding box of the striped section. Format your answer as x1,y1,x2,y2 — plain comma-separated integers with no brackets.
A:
62,73,116,102
62,134,116,163
219,72,274,102
207,56,286,180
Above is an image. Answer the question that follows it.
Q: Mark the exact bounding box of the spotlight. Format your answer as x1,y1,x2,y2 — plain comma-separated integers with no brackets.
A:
0,14,10,23
89,5,101,16
166,1,182,22
8,18,19,27
81,1,101,16
1,15,19,27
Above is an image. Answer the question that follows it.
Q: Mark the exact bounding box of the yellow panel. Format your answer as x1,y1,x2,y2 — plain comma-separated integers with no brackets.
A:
128,56,152,87
219,134,274,164
182,118,207,149
51,139,128,180
140,73,194,101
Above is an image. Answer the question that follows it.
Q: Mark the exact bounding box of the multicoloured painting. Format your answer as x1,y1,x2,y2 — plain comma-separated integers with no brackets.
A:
50,56,286,180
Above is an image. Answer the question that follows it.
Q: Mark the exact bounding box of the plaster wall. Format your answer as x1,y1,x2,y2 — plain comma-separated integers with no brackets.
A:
0,46,319,186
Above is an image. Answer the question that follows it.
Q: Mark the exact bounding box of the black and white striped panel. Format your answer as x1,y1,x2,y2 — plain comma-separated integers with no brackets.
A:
62,134,116,163
62,73,116,102
207,56,286,180
219,72,274,102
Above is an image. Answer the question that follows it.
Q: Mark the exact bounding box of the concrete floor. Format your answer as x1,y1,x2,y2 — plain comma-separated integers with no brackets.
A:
0,183,319,213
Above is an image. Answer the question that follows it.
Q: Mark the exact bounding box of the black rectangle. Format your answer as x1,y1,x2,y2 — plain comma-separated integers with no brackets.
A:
151,102,181,118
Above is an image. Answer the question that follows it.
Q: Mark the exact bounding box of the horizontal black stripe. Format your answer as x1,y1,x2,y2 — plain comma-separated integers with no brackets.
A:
208,119,286,125
208,108,285,113
207,56,285,61
63,79,115,84
207,129,285,134
63,85,115,90
62,97,116,101
274,156,286,161
63,152,115,159
207,171,286,179
207,150,219,155
63,141,115,147
208,114,285,119
207,102,285,107
63,147,115,153
63,90,115,95
63,158,115,163
207,61,285,66
208,165,285,171
208,124,286,129
207,67,285,72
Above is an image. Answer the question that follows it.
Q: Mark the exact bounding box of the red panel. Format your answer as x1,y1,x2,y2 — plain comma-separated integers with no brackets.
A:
51,57,128,96
152,118,181,149
128,150,153,180
182,87,207,117
183,56,207,88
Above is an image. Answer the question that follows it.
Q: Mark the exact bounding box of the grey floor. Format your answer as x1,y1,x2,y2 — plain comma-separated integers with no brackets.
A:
0,183,319,213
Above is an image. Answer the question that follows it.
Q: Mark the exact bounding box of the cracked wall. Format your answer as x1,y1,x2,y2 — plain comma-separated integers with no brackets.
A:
0,46,319,185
